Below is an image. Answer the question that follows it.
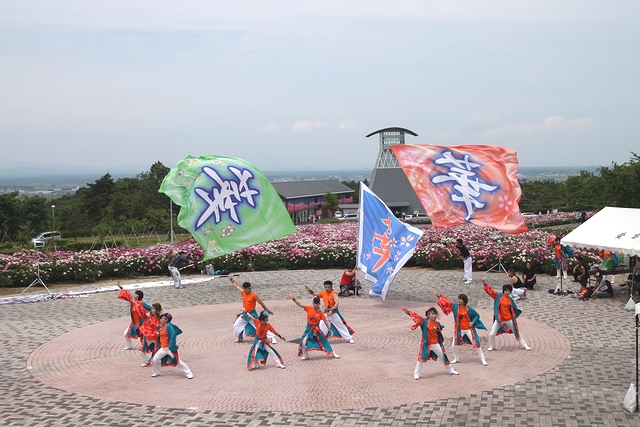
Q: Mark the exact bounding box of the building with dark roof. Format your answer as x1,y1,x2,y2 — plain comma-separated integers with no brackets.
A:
367,127,423,217
271,180,354,224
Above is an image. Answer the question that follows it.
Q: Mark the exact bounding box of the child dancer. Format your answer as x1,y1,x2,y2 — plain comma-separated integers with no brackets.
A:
246,311,286,370
288,294,340,360
483,280,532,351
151,313,194,379
433,289,488,366
401,306,459,379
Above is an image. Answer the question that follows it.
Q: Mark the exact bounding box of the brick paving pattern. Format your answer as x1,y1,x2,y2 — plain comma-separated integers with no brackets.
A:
1,268,638,426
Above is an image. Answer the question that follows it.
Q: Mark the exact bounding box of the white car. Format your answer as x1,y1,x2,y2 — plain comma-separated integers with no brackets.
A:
522,212,536,217
31,231,61,243
334,210,343,218
339,212,359,221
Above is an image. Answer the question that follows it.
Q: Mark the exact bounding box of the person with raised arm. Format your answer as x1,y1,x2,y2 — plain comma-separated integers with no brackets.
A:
433,288,487,366
305,280,355,344
401,306,459,380
288,294,340,360
229,274,276,343
245,311,286,370
483,280,532,351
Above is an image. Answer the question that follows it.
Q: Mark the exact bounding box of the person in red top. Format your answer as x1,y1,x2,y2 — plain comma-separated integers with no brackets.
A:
339,266,361,296
229,275,276,343
401,306,458,379
305,280,355,343
245,311,286,370
288,294,340,360
483,281,532,351
116,282,152,366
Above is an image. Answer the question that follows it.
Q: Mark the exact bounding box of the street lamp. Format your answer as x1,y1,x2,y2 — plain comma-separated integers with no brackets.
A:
51,205,55,231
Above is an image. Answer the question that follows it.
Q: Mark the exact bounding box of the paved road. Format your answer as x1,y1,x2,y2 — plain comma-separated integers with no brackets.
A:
1,268,638,426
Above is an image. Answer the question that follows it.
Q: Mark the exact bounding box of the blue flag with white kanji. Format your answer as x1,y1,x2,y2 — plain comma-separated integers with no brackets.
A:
357,183,424,300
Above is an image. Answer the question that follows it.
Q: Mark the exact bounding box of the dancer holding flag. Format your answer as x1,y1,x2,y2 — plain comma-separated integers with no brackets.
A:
305,280,355,344
433,289,487,366
401,306,458,379
358,183,424,300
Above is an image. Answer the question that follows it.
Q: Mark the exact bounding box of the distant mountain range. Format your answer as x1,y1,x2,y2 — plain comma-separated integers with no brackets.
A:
0,166,601,190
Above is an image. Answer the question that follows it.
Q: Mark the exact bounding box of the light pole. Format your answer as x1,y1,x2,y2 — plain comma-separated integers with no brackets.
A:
51,205,56,231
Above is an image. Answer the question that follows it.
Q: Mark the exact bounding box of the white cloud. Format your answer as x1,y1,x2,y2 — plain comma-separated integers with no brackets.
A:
468,113,501,125
291,120,326,132
338,119,357,131
484,116,598,137
258,123,281,133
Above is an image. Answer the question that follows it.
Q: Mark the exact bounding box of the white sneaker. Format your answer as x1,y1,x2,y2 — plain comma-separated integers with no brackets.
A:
348,339,355,344
151,373,159,377
450,359,458,364
414,375,420,380
124,347,134,351
523,345,532,351
450,370,459,375
487,347,494,351
271,337,277,344
481,360,488,366
278,365,286,369
235,338,243,343
141,363,148,367
333,353,340,359
187,373,193,379
300,356,308,360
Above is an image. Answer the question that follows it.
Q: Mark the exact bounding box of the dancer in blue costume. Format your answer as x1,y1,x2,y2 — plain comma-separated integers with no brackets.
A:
288,294,340,360
433,289,487,366
401,306,458,380
245,311,286,370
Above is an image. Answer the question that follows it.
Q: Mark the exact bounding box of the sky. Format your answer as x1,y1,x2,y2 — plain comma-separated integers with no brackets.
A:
1,1,639,174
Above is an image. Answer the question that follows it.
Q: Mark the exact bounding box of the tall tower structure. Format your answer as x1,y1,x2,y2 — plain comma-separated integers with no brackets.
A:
367,127,423,216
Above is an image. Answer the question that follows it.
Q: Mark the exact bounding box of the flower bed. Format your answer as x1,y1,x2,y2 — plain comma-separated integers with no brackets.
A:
0,212,599,288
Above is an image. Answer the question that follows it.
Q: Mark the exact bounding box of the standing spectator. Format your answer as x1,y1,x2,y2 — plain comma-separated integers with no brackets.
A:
455,239,473,284
168,251,191,289
521,261,537,289
401,306,459,379
550,236,572,293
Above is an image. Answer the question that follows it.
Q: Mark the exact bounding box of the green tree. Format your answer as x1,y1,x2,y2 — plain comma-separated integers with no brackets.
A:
323,192,339,214
79,173,115,223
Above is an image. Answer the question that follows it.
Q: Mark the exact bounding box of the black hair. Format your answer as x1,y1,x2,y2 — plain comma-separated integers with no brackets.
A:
323,280,333,287
457,294,468,305
259,312,269,321
313,296,321,305
242,282,252,289
134,290,144,300
502,284,513,293
456,239,463,245
508,268,516,275
425,307,439,317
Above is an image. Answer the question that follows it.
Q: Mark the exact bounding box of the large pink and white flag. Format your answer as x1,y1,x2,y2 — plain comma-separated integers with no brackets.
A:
390,144,528,234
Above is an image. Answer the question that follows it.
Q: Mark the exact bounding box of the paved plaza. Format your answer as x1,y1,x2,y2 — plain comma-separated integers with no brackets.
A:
1,268,639,426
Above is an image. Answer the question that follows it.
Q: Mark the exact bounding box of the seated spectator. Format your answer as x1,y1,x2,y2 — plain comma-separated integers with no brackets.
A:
339,266,361,297
521,261,537,290
572,256,589,287
592,274,613,298
508,268,527,300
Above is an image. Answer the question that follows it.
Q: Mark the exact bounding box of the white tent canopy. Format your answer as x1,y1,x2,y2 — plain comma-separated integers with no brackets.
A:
561,207,640,256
